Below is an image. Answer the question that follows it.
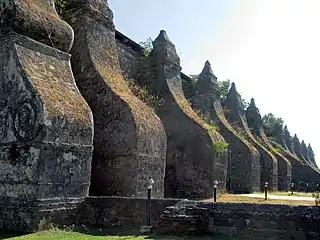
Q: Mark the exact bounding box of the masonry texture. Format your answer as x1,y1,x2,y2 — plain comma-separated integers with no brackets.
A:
245,98,292,191
65,0,167,198
0,0,93,232
223,85,280,191
190,61,260,193
146,30,227,199
157,201,320,239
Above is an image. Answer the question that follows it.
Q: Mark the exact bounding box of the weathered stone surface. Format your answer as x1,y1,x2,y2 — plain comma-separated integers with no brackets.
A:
223,84,278,191
284,125,294,153
191,61,260,193
246,98,292,191
144,30,227,199
77,196,181,229
301,140,311,165
293,134,305,162
65,0,167,198
307,144,318,169
157,201,320,239
293,135,320,177
0,0,93,232
273,123,288,150
269,132,320,191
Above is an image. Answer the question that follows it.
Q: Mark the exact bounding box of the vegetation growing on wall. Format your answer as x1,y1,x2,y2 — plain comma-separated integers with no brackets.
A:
54,0,69,16
312,191,319,206
138,38,153,57
127,79,164,111
262,113,284,138
214,141,229,153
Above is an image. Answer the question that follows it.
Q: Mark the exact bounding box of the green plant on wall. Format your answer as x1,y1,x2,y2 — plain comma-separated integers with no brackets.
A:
138,38,153,57
54,0,70,17
214,141,229,153
272,147,280,153
204,123,218,131
127,79,164,111
312,191,319,206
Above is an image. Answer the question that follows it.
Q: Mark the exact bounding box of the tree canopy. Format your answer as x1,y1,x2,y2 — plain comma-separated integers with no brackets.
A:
262,113,284,138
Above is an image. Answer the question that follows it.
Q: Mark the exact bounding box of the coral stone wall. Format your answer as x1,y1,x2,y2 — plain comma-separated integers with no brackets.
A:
0,0,93,232
65,1,167,198
190,62,260,193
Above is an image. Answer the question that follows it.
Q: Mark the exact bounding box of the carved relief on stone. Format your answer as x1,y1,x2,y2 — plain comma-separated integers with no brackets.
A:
13,99,42,141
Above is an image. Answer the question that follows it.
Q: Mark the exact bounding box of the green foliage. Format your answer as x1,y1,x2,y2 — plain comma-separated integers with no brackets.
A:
262,113,284,137
218,79,230,101
193,108,219,131
312,191,319,206
138,38,153,57
127,79,164,111
272,147,281,153
54,0,70,16
204,123,218,131
214,141,229,153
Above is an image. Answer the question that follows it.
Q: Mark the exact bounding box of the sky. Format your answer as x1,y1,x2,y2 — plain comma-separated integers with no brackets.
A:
109,0,320,166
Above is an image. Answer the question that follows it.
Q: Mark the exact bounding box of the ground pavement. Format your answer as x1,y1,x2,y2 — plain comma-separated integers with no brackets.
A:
240,193,314,201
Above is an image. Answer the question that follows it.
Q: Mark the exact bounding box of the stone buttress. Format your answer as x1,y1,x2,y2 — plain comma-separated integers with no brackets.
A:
191,61,260,193
222,83,279,191
292,134,320,190
64,0,167,198
307,144,319,169
269,125,315,190
0,0,93,232
245,99,292,191
149,31,227,199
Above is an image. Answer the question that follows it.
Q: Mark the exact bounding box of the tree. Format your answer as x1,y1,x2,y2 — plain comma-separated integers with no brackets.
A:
218,79,230,102
262,113,284,137
138,38,153,57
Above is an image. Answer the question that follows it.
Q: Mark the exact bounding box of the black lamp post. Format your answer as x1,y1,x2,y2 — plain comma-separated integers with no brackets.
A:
264,182,268,200
291,182,294,195
227,147,232,191
213,180,218,202
147,178,154,226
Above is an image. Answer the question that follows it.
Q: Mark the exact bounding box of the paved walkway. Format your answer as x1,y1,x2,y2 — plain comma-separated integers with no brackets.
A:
240,193,314,201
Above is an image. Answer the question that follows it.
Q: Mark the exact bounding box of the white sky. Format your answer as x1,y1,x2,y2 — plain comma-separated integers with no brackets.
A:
110,0,320,166
180,0,320,166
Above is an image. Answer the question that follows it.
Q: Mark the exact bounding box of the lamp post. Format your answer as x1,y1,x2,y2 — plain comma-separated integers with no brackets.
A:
291,182,294,195
227,147,232,192
147,178,154,226
264,182,268,200
213,180,218,202
140,178,154,234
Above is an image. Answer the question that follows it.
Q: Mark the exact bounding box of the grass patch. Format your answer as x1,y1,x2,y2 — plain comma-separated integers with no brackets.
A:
202,194,314,206
0,229,218,240
2,230,146,240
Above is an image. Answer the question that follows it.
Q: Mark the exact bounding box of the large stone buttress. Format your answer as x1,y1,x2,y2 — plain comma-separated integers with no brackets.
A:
0,0,93,231
64,0,167,198
292,134,320,189
222,84,279,191
191,61,260,193
147,31,227,198
245,98,292,191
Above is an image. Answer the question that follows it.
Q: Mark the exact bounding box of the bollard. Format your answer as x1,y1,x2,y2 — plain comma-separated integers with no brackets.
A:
213,180,218,202
291,182,294,195
264,182,268,200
